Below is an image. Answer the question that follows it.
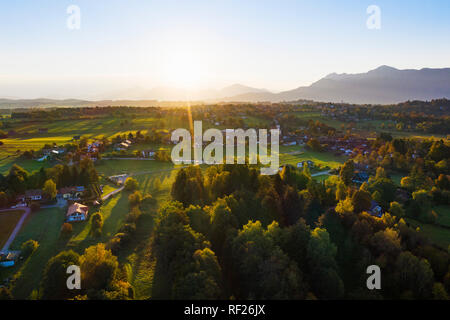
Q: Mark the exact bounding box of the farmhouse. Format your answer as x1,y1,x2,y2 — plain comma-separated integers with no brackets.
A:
141,150,155,158
25,190,43,201
109,174,127,185
353,171,369,184
0,251,19,268
116,142,130,151
298,160,315,168
58,186,85,200
369,200,384,218
66,202,89,222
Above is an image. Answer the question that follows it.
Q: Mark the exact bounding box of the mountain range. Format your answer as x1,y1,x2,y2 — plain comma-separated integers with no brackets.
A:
1,66,449,106
222,66,450,104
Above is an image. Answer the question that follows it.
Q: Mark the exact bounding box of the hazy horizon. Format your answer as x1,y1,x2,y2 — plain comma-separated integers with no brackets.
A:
1,0,450,99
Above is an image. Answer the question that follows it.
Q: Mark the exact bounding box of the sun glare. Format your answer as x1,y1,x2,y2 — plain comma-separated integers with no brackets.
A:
162,46,209,89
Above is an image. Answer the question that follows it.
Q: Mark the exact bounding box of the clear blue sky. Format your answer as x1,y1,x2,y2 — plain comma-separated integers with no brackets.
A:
0,0,449,98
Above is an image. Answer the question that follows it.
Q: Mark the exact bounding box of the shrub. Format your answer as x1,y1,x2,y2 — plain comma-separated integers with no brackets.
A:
21,239,39,258
91,212,104,237
60,223,73,237
124,177,139,191
128,191,142,207
125,207,142,223
118,223,136,235
140,194,157,211
106,237,122,254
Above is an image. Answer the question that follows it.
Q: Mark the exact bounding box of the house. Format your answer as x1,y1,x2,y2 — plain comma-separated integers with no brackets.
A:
15,194,25,203
283,141,297,146
369,201,383,218
353,171,369,184
25,190,42,201
141,150,155,158
0,251,19,268
58,186,85,200
66,203,89,222
109,174,127,185
116,142,129,151
37,155,48,162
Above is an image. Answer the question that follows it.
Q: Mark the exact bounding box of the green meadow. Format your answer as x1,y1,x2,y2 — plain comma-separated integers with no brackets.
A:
279,145,347,169
406,218,450,250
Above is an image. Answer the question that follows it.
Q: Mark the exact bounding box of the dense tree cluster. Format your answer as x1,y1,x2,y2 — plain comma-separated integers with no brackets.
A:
158,163,450,299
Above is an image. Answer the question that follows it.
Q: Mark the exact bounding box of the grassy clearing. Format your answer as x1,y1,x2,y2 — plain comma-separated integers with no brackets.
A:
390,173,405,187
406,218,450,250
434,206,450,228
95,159,175,176
280,145,346,169
0,157,52,175
0,210,24,249
7,207,66,299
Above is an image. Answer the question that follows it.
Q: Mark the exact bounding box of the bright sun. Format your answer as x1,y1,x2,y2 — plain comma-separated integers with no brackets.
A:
162,47,209,89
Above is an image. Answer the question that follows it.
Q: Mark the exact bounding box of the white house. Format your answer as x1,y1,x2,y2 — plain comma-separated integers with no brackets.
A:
66,203,89,222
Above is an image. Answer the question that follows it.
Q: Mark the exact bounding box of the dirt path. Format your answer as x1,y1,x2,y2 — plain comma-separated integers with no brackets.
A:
0,207,31,252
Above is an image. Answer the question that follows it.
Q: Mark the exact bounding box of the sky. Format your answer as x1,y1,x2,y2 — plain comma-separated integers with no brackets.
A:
0,0,449,99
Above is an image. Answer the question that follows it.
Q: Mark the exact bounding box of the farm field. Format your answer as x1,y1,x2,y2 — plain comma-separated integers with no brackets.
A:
288,111,447,140
0,210,24,249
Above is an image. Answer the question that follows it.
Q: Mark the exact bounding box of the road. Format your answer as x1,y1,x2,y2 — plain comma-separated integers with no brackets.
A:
102,186,125,201
311,170,331,177
0,207,31,252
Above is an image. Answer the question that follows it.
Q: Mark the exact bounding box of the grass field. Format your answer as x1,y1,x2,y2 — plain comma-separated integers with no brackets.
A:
435,206,450,228
390,173,405,187
279,145,347,169
7,207,65,299
95,159,176,176
0,210,24,249
406,218,450,250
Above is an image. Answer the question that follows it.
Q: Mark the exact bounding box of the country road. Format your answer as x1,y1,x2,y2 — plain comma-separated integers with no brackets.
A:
311,170,331,177
102,186,125,201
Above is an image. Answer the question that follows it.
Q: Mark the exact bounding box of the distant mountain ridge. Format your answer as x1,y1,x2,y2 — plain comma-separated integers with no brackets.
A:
222,66,450,104
1,66,449,105
99,83,269,101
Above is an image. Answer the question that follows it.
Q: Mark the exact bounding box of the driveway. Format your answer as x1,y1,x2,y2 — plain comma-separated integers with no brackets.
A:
0,207,31,252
